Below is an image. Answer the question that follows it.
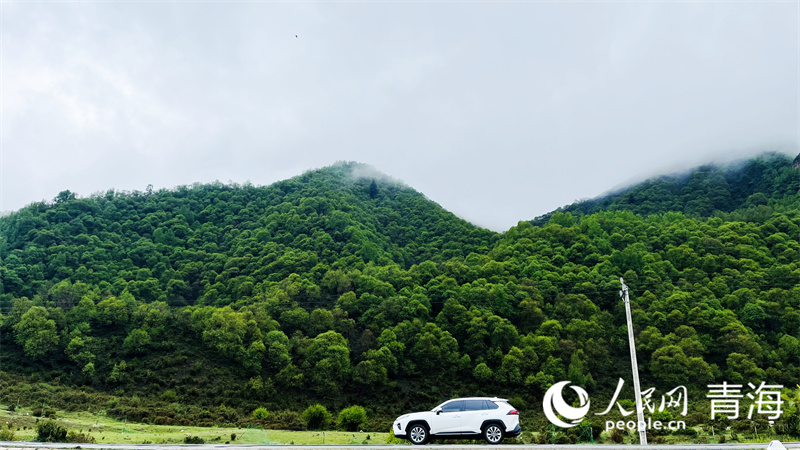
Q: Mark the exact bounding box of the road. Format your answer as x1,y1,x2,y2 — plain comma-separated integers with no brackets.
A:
0,442,798,450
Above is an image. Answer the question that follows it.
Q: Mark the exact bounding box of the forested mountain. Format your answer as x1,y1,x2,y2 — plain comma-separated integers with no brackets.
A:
0,161,496,305
0,154,797,436
533,152,798,224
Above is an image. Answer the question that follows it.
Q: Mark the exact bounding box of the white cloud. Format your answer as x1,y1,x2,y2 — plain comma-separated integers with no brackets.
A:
1,2,797,230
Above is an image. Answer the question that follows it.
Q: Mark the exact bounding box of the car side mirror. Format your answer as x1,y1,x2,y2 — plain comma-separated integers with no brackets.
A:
436,411,441,415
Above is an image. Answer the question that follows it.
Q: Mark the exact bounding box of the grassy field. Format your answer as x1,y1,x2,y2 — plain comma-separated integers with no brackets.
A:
0,406,386,445
0,405,789,446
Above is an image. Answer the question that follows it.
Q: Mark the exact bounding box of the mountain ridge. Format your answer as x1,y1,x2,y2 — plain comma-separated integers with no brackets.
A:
531,152,798,225
0,161,497,304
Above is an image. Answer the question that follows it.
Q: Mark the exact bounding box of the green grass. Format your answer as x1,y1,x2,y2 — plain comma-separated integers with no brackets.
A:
0,406,384,445
0,405,790,446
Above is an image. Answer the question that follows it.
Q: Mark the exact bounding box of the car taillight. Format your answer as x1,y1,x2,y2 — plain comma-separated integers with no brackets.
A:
507,410,519,415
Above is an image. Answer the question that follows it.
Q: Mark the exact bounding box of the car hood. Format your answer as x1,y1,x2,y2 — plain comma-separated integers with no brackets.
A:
396,410,436,421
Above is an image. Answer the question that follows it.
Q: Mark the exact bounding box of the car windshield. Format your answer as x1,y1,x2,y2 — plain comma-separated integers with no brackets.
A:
432,400,452,411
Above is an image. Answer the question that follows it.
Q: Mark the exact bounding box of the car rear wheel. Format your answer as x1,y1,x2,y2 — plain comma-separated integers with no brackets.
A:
408,424,429,445
483,423,504,445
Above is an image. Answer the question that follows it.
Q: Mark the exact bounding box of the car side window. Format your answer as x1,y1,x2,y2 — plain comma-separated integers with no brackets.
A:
441,400,464,413
464,400,484,411
484,400,499,410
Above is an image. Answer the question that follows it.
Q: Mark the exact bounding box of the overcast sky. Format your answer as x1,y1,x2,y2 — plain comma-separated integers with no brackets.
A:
2,1,797,231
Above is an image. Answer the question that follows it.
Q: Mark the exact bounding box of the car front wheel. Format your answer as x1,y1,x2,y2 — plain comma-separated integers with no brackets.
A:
483,424,504,445
408,424,429,445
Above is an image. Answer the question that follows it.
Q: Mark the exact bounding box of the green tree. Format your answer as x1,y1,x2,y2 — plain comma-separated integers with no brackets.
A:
303,331,351,394
82,362,96,378
408,322,460,375
243,340,266,373
14,306,59,359
473,362,494,382
368,180,379,199
123,328,151,354
567,350,594,388
498,346,537,385
651,345,713,386
264,330,291,372
725,353,765,384
96,296,132,326
201,307,248,361
54,190,76,204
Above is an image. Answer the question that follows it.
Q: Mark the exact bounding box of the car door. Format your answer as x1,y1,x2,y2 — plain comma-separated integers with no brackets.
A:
431,400,464,435
460,399,488,433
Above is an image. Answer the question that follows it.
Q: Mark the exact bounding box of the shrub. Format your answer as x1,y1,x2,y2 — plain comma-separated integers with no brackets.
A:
0,424,15,441
338,405,367,431
302,404,332,430
66,430,96,443
366,415,393,433
650,411,673,436
673,426,698,437
551,432,572,444
217,403,238,422
775,403,799,438
252,407,270,421
609,428,624,444
385,432,405,444
184,435,205,444
162,390,178,402
585,421,603,440
32,408,56,419
269,410,305,430
231,433,236,441
36,420,67,442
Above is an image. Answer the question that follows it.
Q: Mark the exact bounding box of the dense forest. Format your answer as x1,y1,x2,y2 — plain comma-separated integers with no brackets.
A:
0,155,797,437
533,153,800,224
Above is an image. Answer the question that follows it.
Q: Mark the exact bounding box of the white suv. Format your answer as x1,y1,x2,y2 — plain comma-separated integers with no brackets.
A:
393,397,520,445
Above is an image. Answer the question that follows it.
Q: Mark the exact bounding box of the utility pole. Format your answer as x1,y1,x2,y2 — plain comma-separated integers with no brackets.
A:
621,277,647,445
